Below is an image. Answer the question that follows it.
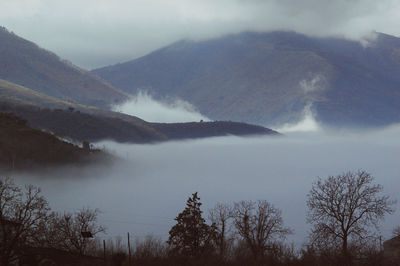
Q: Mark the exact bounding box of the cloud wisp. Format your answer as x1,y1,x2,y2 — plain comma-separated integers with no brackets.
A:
112,91,209,123
275,104,321,133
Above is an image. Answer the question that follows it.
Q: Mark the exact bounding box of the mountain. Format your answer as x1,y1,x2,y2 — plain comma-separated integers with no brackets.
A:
0,113,107,171
0,26,129,108
0,78,146,123
0,100,164,143
0,99,277,144
93,31,400,128
0,27,278,142
0,79,277,142
150,121,278,140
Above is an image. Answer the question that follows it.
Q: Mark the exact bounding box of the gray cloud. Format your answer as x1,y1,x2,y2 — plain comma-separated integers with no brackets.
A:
0,0,400,68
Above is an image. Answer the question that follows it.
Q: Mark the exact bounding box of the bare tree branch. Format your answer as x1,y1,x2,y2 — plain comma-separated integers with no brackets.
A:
232,200,292,260
306,170,395,264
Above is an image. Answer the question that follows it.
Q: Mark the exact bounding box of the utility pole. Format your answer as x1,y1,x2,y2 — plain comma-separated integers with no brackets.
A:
103,239,106,263
127,232,132,266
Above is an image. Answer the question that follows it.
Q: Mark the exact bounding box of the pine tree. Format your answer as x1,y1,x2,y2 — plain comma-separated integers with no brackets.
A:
167,192,216,257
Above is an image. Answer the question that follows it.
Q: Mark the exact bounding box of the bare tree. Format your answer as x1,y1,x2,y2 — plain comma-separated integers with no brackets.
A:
45,208,105,255
0,177,50,266
393,226,400,238
232,200,292,260
209,203,233,258
135,235,168,260
307,170,395,264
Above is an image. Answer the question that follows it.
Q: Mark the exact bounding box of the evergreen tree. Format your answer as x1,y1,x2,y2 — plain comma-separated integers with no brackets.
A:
167,192,216,257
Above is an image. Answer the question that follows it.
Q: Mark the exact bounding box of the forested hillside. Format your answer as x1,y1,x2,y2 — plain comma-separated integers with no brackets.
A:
0,113,105,170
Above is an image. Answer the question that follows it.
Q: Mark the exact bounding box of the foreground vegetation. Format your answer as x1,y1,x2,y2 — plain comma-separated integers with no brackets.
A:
0,171,398,265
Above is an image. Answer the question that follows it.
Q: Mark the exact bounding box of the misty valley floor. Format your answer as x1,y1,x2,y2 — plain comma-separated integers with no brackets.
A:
12,127,400,246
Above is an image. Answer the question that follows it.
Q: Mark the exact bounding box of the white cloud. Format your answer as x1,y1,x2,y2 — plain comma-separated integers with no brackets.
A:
275,104,321,133
112,91,209,123
299,74,326,94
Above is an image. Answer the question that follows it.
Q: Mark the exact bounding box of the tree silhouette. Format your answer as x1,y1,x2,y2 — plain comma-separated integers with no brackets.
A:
307,170,395,265
167,192,216,257
232,200,292,260
0,177,50,265
43,208,105,255
209,203,233,258
393,226,400,238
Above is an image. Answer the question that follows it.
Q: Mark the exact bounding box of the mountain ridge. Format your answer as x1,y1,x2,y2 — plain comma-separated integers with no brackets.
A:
0,99,278,144
0,79,278,143
0,26,129,108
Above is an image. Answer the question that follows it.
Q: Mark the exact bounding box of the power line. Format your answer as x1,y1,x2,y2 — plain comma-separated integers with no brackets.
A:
101,218,169,227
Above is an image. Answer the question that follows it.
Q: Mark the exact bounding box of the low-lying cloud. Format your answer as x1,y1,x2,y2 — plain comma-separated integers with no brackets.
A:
11,126,400,246
112,91,209,123
274,104,321,133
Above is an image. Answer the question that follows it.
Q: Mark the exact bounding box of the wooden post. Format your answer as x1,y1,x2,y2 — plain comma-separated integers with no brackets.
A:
103,239,106,263
127,232,132,266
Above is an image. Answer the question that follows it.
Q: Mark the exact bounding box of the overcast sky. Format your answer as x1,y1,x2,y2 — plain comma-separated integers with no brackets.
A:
1,0,400,69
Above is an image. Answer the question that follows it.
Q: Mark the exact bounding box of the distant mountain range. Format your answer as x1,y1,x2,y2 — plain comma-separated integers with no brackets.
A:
0,27,276,144
94,31,400,128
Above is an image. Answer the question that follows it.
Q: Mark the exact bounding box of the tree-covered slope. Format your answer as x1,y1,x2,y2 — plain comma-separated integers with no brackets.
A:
0,101,278,144
0,113,105,170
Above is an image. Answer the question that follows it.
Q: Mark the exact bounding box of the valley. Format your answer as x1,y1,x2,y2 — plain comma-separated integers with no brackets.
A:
0,8,400,263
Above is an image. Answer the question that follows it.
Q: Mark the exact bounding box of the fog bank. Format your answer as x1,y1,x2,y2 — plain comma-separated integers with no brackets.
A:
12,126,400,246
